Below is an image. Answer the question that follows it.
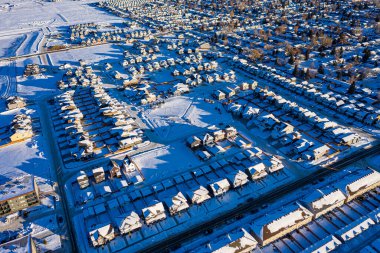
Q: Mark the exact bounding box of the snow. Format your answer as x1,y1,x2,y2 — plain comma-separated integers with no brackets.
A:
131,142,202,184
142,95,233,142
0,0,122,32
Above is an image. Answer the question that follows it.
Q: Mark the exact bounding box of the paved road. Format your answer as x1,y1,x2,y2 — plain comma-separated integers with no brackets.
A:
140,142,380,253
37,99,77,253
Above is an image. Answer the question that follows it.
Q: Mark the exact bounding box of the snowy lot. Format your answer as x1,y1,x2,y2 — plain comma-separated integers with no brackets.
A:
142,95,233,142
0,0,122,32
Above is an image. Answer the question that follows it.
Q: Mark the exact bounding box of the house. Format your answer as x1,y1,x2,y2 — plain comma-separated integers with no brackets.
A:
202,133,214,146
335,216,375,242
240,82,250,91
338,168,380,202
213,90,226,100
119,136,143,149
226,170,249,188
89,224,116,247
203,228,258,253
300,235,342,253
213,130,226,142
262,157,284,173
0,176,40,216
197,150,212,160
10,129,33,142
251,202,313,246
142,202,166,225
93,167,105,184
310,145,330,161
300,187,346,218
293,139,313,154
242,106,260,119
340,133,360,146
165,192,189,215
6,96,26,110
244,147,263,159
110,160,122,178
187,186,211,204
187,135,202,149
271,122,294,139
246,162,268,180
114,211,142,234
257,114,280,130
209,178,230,196
225,126,237,139
77,171,90,189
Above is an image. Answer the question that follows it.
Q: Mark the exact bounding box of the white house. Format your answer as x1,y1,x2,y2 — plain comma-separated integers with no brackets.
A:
187,186,211,204
165,192,189,215
142,202,167,225
115,211,142,234
226,170,249,188
209,178,230,196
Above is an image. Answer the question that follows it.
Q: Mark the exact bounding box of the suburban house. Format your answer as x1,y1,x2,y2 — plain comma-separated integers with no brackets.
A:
246,162,268,180
202,228,258,253
226,170,249,188
142,202,167,225
187,186,211,204
110,161,122,178
6,96,26,110
92,167,106,184
251,202,313,246
335,216,375,242
338,168,380,202
114,211,142,234
187,136,202,149
77,171,90,189
165,192,189,215
89,224,116,247
209,178,230,196
300,187,346,218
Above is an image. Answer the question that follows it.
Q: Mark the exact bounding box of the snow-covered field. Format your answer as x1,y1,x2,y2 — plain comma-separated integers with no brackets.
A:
131,141,202,184
0,106,53,192
0,0,122,32
142,95,234,142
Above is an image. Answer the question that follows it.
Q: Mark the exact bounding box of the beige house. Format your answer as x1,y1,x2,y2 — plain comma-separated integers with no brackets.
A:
142,202,167,225
213,130,226,142
115,211,142,234
301,188,346,218
205,228,258,253
0,176,40,216
93,167,105,184
187,186,211,205
89,224,116,247
165,192,189,215
251,203,313,246
7,96,26,110
340,168,380,202
209,178,230,196
77,171,90,189
247,163,268,180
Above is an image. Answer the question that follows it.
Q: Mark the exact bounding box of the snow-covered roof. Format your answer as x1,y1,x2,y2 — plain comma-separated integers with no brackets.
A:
165,192,189,214
335,216,375,242
201,228,258,253
300,235,342,253
0,175,36,202
336,168,380,196
142,202,166,224
301,187,346,214
251,202,313,242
